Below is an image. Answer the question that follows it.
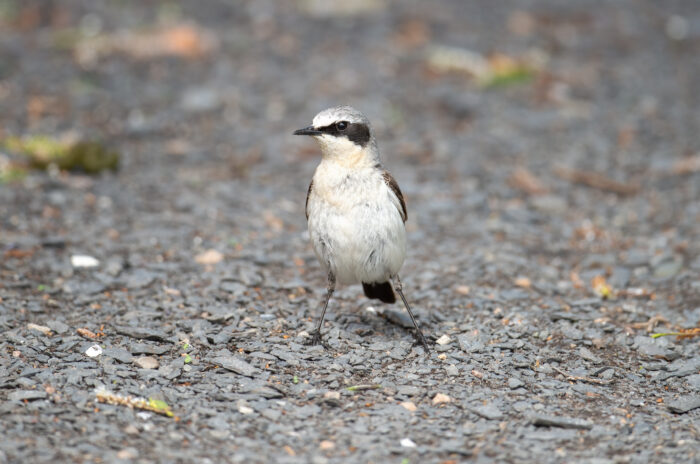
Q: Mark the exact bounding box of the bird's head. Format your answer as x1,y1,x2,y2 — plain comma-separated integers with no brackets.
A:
294,106,376,164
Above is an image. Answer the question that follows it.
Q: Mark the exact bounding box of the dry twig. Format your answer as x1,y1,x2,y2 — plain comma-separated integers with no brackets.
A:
552,366,614,385
553,165,639,195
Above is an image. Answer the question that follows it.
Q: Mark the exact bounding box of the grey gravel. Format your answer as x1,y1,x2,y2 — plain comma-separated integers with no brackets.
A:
1,1,698,463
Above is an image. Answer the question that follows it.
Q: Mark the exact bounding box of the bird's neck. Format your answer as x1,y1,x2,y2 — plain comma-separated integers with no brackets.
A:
318,139,381,170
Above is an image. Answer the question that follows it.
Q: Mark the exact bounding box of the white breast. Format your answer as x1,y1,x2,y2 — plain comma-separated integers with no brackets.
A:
306,160,406,285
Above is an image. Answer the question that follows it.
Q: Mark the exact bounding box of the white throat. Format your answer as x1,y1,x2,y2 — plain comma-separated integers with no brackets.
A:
314,134,379,169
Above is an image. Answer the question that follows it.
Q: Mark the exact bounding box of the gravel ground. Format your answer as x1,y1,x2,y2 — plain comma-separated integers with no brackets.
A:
1,1,699,463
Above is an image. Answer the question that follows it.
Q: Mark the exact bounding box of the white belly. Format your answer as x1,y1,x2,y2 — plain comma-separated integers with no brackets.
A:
307,167,406,285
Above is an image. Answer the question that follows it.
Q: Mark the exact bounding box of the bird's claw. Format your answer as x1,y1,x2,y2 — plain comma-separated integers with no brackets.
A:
415,331,431,353
307,330,332,350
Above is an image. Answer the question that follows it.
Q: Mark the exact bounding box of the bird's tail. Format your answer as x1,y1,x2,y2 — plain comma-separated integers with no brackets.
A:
362,281,396,304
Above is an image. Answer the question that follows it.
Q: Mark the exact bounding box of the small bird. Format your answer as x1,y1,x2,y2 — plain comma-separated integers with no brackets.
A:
293,105,429,350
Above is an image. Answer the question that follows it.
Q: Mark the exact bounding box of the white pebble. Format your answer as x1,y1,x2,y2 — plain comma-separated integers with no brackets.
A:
85,344,102,357
436,334,452,345
400,438,417,448
71,255,100,268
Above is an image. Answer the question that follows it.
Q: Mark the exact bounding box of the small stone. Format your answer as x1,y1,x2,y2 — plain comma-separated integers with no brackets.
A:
400,438,417,448
455,285,470,295
436,334,452,345
508,378,524,389
398,385,420,396
103,347,133,364
115,326,168,341
85,344,103,357
579,347,601,363
262,408,281,421
129,343,170,355
400,401,417,412
219,280,246,295
667,396,700,414
686,374,700,390
195,249,224,265
158,362,181,379
212,355,260,377
499,288,530,301
653,256,683,279
238,405,254,415
124,425,139,435
531,195,567,214
446,364,459,376
634,335,673,359
125,269,157,289
432,393,451,405
116,448,138,460
26,323,52,336
46,320,70,334
323,391,341,400
9,390,47,401
319,440,335,451
471,404,503,420
529,413,593,430
71,254,100,268
134,356,159,369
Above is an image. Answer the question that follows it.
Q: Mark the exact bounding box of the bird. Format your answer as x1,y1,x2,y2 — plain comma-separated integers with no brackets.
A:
293,105,429,351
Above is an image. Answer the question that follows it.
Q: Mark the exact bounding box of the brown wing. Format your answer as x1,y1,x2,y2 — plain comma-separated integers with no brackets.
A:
305,179,313,220
382,170,407,222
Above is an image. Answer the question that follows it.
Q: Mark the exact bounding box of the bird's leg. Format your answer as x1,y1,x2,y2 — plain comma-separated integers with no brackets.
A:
391,275,430,352
309,271,335,347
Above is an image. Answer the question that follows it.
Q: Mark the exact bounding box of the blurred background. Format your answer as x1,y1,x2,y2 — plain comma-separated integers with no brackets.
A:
2,0,699,305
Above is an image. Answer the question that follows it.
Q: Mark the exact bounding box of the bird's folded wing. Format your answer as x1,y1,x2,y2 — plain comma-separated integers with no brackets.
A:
305,179,314,219
381,171,407,222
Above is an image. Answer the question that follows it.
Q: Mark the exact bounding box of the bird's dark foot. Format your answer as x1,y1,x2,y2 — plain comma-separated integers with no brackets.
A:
307,330,332,350
414,331,431,353
309,330,322,345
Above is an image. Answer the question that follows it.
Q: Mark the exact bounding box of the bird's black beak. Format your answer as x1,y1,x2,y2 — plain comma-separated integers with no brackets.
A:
293,126,322,136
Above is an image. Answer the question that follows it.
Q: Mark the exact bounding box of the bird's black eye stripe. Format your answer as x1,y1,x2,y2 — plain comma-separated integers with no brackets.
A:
315,122,371,147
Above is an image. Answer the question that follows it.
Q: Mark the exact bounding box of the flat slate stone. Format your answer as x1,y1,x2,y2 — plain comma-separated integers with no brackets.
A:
471,404,503,420
529,413,593,430
667,396,700,414
9,390,47,402
114,326,169,341
103,347,133,364
211,355,260,377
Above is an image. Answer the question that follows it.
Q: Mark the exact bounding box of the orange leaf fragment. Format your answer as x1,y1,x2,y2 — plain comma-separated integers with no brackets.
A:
508,168,549,195
77,328,99,339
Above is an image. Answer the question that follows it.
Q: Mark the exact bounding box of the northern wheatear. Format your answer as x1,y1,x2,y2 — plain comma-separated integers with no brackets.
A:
293,105,429,350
